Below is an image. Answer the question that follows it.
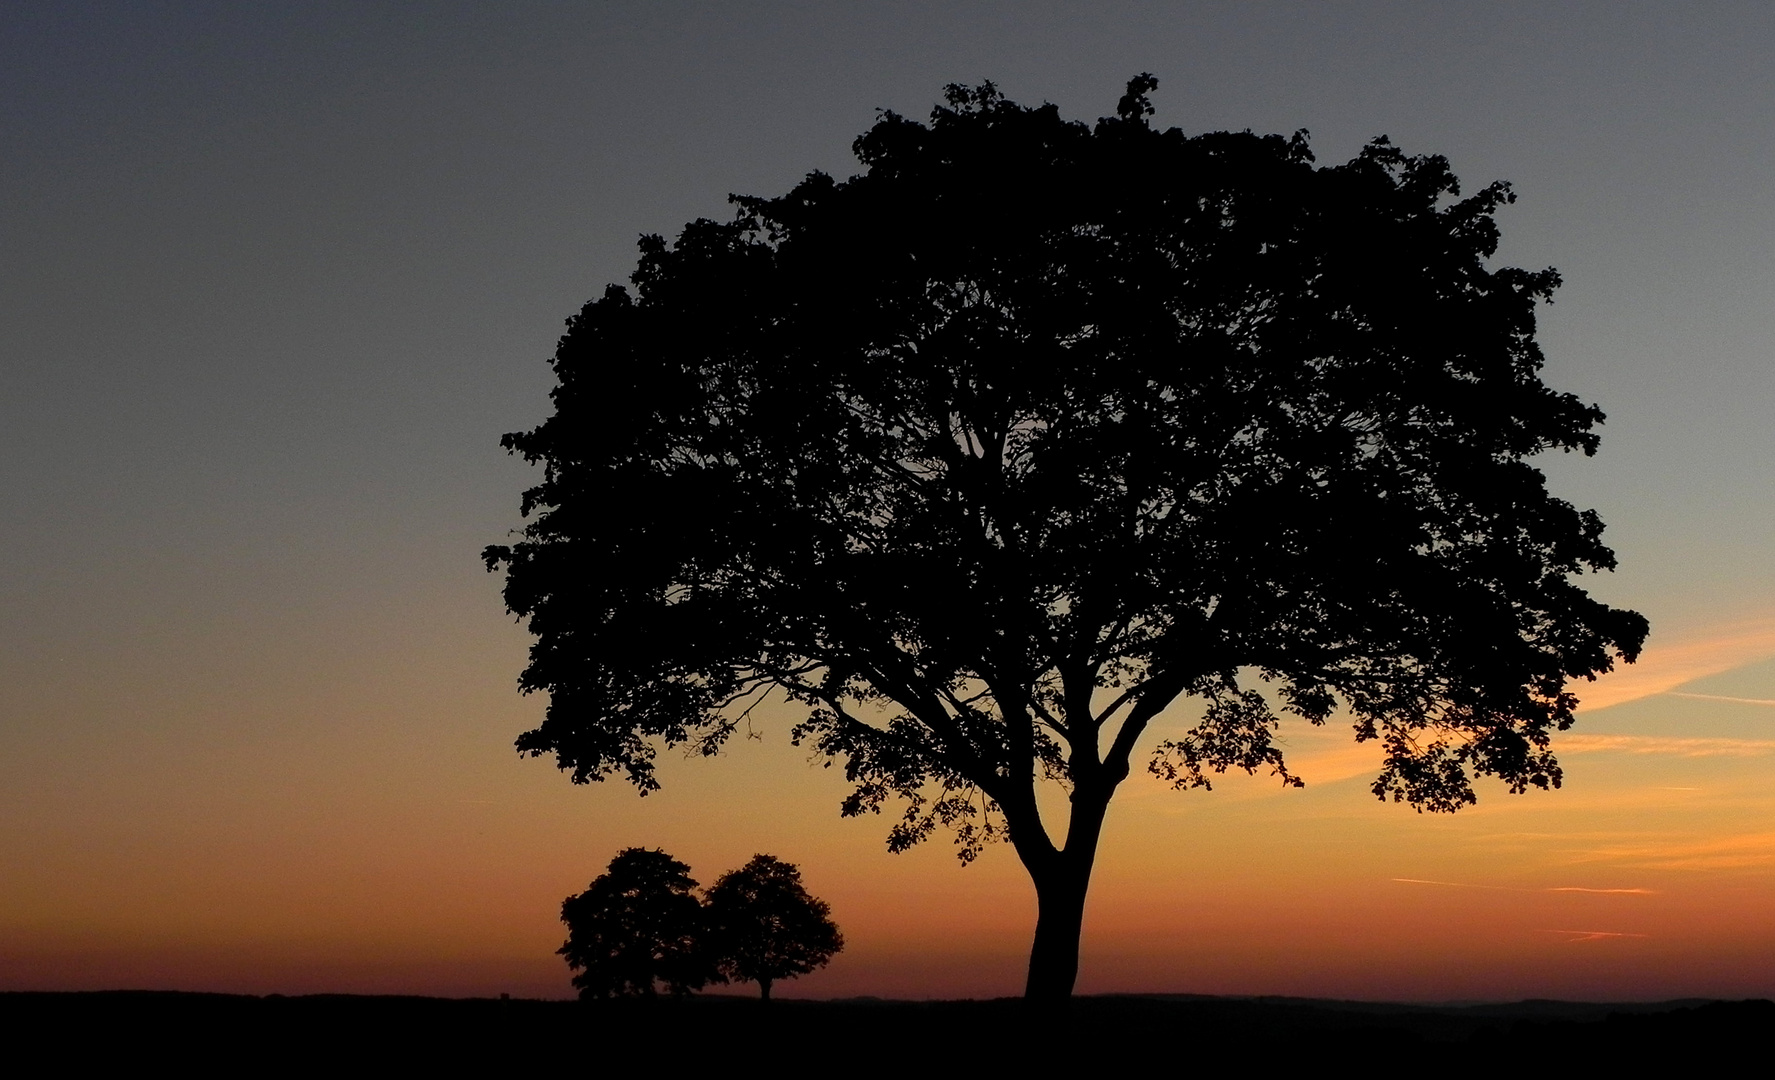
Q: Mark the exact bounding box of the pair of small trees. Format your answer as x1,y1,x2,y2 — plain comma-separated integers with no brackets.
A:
559,849,843,1001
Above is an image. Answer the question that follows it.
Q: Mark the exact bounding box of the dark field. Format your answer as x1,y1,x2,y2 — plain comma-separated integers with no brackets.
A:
5,990,1769,1071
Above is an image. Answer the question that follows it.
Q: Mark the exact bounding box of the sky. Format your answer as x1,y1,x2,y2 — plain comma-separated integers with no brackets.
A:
3,2,1773,1002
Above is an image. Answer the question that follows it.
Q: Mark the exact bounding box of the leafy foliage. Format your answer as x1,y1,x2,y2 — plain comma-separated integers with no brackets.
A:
559,848,715,998
492,75,1647,996
704,855,844,999
488,75,1643,825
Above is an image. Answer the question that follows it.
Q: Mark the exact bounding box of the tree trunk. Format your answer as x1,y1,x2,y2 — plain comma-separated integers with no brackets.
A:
1024,861,1092,1001
1021,790,1110,1002
759,978,772,1002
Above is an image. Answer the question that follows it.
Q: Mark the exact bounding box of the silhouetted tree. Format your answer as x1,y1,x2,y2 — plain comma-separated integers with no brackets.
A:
704,855,843,1000
488,76,1649,1001
559,848,716,998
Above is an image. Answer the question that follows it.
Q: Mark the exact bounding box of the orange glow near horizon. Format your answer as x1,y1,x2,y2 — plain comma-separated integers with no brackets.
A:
13,0,1775,1014
4,608,1773,1003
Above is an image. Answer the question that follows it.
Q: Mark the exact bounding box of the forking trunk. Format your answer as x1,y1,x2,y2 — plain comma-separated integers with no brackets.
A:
1018,787,1111,1001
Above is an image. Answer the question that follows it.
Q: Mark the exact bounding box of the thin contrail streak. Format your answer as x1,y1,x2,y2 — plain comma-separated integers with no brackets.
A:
1546,887,1655,895
1390,878,1653,895
1667,691,1775,707
1538,929,1650,943
1390,877,1512,890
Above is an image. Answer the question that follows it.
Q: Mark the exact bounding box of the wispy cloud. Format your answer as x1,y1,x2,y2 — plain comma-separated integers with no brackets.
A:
1288,743,1382,785
1562,831,1775,872
1558,734,1775,757
1575,617,1775,713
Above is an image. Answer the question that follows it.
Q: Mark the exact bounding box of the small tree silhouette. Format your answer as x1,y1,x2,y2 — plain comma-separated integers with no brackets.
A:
704,854,843,1001
559,848,716,998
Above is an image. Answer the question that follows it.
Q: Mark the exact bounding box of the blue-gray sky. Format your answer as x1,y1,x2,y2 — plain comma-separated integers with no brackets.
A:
4,3,1773,999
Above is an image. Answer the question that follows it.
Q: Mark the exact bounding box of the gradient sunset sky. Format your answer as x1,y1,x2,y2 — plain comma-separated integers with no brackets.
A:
4,2,1774,1001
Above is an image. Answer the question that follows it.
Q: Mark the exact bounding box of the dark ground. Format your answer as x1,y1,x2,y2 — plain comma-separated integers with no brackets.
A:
5,989,1768,1072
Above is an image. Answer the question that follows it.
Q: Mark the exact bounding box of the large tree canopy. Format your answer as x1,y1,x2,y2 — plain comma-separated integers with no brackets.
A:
487,77,1647,999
